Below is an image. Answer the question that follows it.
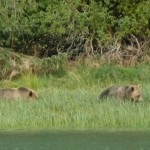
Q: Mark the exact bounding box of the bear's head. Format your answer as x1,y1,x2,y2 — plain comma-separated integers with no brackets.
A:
130,84,143,102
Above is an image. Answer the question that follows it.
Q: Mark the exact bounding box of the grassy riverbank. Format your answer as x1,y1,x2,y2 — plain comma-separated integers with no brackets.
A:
0,64,150,130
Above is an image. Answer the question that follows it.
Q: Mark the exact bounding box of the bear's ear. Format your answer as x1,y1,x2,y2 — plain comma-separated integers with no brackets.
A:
130,86,134,92
29,91,33,97
137,84,141,88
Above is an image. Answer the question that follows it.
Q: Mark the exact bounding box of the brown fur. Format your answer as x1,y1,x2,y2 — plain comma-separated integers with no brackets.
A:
0,87,38,100
99,84,143,102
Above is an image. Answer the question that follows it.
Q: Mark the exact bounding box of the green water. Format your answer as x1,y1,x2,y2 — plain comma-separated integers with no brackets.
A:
0,130,150,150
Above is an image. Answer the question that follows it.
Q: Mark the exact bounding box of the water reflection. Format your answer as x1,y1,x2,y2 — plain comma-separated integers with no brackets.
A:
0,130,149,150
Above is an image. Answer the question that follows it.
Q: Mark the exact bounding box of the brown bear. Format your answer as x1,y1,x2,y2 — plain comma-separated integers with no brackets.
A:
0,87,38,100
99,84,143,102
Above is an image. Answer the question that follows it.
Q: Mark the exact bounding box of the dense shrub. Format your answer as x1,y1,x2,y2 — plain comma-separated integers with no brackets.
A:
0,0,150,59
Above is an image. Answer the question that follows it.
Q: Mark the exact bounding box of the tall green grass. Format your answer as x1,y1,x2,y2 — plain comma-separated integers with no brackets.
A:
0,64,150,130
0,86,150,130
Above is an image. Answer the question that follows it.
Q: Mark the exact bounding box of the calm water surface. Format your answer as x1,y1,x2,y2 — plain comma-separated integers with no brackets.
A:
0,130,150,150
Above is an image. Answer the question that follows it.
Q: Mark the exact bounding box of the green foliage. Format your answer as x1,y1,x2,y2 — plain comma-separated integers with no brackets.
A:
0,0,36,47
0,0,150,56
0,49,67,80
114,0,150,38
32,53,67,76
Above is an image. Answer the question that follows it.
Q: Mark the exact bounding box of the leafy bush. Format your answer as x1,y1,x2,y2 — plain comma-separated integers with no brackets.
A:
0,0,150,60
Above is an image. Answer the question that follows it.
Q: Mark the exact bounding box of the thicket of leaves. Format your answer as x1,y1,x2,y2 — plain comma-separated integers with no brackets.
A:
0,0,150,59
